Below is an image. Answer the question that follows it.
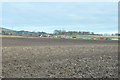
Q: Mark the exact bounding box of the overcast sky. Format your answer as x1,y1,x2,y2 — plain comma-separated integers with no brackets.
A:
2,2,118,34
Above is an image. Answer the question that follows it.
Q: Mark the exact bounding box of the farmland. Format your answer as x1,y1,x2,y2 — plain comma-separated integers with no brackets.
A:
1,34,119,40
2,37,118,78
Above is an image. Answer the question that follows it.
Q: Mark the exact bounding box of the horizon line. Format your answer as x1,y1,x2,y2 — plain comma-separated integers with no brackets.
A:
1,26,118,34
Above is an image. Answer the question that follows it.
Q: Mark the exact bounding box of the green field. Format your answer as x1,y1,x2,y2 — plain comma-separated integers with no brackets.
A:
67,35,118,39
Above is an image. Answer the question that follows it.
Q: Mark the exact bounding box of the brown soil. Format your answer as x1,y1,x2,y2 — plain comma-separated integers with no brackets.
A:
2,37,118,78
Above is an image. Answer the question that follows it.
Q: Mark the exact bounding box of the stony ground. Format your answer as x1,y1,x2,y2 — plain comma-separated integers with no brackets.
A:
2,37,118,78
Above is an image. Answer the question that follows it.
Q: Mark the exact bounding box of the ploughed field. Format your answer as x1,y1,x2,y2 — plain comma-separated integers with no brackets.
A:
2,37,118,78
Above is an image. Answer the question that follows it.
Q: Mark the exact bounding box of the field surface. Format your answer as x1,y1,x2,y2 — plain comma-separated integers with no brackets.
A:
2,37,118,78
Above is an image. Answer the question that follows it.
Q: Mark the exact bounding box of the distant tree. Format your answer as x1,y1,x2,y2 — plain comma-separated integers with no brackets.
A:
68,31,73,35
115,33,119,36
54,30,58,35
54,30,62,35
91,32,94,35
2,31,5,35
111,34,114,36
104,33,110,36
61,30,66,35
